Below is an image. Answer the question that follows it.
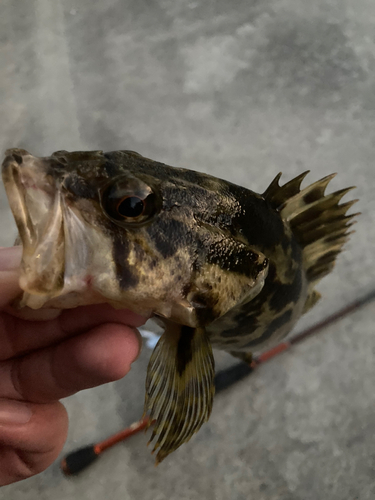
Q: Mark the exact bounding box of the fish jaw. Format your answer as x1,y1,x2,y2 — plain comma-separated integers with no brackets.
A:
2,149,66,300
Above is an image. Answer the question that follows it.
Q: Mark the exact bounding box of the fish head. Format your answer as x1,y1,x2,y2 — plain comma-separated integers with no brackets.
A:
2,149,268,324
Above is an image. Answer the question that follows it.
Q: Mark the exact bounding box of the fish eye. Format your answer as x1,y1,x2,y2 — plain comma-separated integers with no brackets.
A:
100,177,161,226
117,196,145,218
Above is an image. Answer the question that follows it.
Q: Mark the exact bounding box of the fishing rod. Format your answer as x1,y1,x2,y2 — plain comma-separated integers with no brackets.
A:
61,288,375,476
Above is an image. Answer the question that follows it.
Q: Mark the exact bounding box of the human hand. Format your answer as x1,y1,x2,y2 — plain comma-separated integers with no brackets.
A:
0,246,145,486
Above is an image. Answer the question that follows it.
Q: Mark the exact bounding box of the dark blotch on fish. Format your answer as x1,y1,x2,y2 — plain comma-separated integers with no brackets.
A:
176,326,195,375
269,270,303,312
63,175,97,200
244,309,293,348
112,235,140,289
147,218,189,259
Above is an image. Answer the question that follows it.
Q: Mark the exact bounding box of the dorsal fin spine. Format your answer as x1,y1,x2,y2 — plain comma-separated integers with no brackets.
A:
263,171,358,296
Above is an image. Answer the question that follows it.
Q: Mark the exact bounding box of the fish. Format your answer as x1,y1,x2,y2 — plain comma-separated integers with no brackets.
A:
1,148,358,463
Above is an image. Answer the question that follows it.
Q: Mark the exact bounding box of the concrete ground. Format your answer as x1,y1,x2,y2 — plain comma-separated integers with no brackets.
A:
0,0,375,498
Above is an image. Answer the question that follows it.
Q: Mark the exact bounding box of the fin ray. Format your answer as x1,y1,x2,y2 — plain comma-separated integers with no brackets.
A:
263,171,309,208
144,323,215,463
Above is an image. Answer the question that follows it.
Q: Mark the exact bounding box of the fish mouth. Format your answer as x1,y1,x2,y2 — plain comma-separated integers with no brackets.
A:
2,149,142,312
2,149,66,302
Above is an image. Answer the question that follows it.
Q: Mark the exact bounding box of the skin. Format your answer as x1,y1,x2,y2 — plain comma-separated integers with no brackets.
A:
0,246,146,486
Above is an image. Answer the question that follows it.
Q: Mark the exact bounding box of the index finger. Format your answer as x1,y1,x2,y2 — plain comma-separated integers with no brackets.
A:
0,304,147,361
0,321,141,403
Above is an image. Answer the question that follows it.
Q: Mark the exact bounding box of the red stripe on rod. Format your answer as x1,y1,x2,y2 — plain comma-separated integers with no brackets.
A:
255,342,291,364
94,416,150,454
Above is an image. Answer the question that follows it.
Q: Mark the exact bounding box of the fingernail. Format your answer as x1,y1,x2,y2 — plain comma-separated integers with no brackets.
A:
0,247,22,272
0,400,33,425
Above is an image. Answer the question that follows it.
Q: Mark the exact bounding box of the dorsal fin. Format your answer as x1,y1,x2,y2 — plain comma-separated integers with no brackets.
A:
263,171,310,209
264,172,359,288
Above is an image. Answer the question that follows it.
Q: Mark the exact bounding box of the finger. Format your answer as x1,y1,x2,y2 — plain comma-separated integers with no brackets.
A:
0,272,22,309
0,399,68,486
0,247,22,274
4,305,62,321
0,303,147,361
0,323,141,403
59,303,148,333
0,247,22,308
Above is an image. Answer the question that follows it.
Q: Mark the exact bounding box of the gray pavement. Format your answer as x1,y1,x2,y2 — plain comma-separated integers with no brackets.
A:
0,0,374,498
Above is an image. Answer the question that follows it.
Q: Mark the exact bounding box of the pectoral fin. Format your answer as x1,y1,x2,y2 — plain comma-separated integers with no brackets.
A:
144,322,215,463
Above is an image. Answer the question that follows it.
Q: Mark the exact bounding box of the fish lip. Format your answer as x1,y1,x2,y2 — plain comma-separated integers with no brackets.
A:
2,150,67,301
2,149,36,248
2,149,56,249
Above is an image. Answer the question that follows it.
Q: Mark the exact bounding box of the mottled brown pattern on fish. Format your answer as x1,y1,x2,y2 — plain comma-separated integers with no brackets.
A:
2,148,358,462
